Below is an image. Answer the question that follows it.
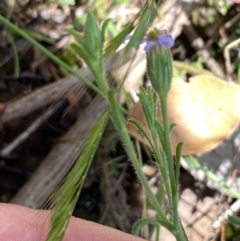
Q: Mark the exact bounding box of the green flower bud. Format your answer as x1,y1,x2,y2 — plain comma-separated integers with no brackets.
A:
146,44,173,97
125,29,174,97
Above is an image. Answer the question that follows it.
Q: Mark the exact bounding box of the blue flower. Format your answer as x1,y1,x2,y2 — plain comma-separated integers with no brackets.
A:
125,29,174,52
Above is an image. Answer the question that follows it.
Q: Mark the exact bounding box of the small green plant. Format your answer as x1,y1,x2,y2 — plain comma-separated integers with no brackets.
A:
65,5,188,241
228,215,240,226
0,1,188,240
127,29,186,240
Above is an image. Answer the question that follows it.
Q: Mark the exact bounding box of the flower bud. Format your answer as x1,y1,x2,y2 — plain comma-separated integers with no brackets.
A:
146,44,173,97
124,28,174,97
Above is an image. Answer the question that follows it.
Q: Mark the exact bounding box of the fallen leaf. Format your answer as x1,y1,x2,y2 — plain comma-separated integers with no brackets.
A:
127,75,240,155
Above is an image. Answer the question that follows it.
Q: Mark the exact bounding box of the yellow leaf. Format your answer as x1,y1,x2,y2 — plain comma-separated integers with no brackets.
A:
127,75,240,155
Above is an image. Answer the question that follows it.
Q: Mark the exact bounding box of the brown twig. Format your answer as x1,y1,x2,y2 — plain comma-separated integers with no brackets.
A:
0,51,128,124
1,107,56,156
10,95,107,208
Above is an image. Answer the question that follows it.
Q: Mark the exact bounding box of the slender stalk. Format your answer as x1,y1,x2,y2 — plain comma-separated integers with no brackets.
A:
151,129,173,205
159,95,188,241
155,224,160,241
94,62,109,96
107,91,176,232
159,96,176,194
7,33,19,77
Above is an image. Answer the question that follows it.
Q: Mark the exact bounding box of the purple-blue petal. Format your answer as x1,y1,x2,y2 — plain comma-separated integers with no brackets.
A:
124,30,174,51
157,35,174,48
144,40,157,52
123,34,132,43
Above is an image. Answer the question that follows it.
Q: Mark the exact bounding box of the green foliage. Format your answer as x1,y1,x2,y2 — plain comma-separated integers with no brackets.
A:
216,0,233,15
105,1,158,58
67,11,111,95
132,218,156,236
101,18,114,44
0,1,188,240
175,143,183,185
228,215,240,226
124,5,154,53
46,111,109,241
104,22,134,57
84,10,102,57
0,15,101,94
67,11,102,67
154,121,166,149
127,22,188,240
128,118,154,149
66,7,175,237
107,90,174,231
6,33,19,77
130,84,187,240
138,87,157,129
65,5,178,238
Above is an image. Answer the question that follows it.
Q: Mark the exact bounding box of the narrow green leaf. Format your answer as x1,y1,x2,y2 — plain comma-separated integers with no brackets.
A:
132,218,156,236
228,215,240,226
147,87,157,121
46,111,109,241
101,18,113,43
184,155,202,169
70,43,99,83
7,34,19,77
169,123,176,132
23,29,54,44
175,142,183,184
155,224,160,241
107,90,174,230
155,216,176,234
155,181,165,205
124,2,156,54
107,90,126,130
104,1,157,58
65,28,86,48
84,10,101,54
70,43,88,63
0,16,102,95
104,22,134,58
154,120,165,148
137,87,156,129
128,118,154,149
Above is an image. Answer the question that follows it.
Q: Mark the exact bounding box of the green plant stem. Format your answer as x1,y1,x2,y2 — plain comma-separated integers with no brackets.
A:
0,15,101,95
7,33,19,77
94,60,109,96
159,96,176,194
159,95,188,241
155,224,160,241
107,91,175,232
151,129,173,205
